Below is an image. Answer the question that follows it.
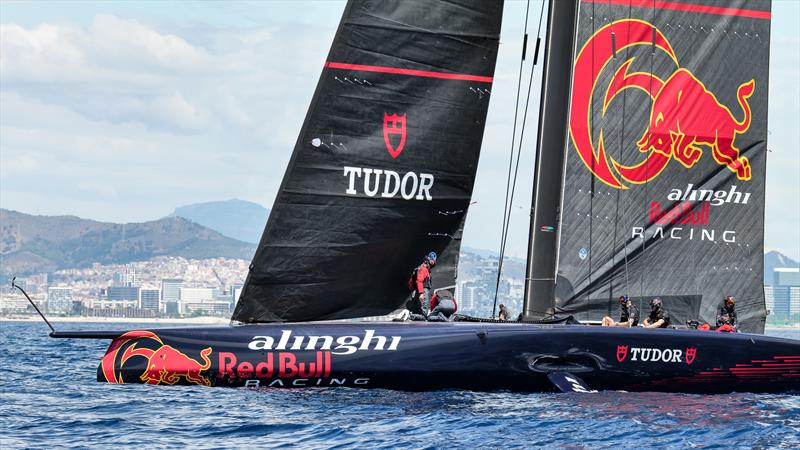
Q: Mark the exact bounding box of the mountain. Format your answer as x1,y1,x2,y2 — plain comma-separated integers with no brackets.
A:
0,209,256,276
764,250,799,285
172,199,268,244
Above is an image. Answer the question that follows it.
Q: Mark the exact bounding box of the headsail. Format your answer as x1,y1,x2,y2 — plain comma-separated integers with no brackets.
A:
555,0,771,332
233,0,504,323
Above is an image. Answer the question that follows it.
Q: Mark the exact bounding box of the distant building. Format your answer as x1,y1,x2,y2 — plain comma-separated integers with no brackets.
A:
95,286,140,309
771,267,800,318
115,266,137,287
179,287,229,315
0,294,32,313
230,284,244,307
764,285,774,315
139,288,160,311
161,279,183,312
108,286,140,301
47,287,73,314
774,267,800,287
459,281,478,311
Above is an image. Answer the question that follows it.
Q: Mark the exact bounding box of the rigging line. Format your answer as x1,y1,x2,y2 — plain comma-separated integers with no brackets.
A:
609,0,630,304
640,0,656,303
493,0,532,318
620,1,633,297
606,0,618,318
585,0,597,321
492,0,548,318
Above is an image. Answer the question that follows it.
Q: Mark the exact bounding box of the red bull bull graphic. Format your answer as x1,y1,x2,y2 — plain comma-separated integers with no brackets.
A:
570,19,756,188
100,331,212,386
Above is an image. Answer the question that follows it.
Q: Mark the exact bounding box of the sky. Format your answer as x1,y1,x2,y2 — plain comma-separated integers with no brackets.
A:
1,0,798,260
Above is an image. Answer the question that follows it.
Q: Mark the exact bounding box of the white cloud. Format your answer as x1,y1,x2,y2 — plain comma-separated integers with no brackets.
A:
89,14,211,70
0,10,337,222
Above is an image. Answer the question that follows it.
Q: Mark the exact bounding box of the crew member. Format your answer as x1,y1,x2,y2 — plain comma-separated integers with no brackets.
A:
498,304,509,321
409,251,437,320
427,289,458,322
715,295,738,332
643,297,671,328
602,295,639,327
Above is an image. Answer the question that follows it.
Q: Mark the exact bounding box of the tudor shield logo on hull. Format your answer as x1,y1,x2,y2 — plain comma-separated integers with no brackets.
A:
616,345,628,362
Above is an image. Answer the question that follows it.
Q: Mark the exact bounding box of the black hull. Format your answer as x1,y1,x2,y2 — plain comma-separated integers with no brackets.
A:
97,323,799,394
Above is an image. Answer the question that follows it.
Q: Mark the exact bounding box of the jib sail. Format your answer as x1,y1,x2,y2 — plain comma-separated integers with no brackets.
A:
232,0,504,322
554,0,771,332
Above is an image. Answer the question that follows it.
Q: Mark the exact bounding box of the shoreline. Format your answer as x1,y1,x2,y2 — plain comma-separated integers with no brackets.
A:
0,315,229,324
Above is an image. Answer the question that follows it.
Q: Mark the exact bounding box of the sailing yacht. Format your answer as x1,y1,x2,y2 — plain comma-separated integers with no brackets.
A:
33,0,798,393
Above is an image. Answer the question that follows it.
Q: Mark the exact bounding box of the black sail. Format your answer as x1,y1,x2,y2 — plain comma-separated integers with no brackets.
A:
233,0,504,323
555,0,771,332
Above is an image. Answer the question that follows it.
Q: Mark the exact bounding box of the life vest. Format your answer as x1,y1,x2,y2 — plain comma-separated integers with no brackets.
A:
407,263,431,292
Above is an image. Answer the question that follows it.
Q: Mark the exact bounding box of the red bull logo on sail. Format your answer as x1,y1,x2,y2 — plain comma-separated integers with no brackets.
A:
570,19,756,189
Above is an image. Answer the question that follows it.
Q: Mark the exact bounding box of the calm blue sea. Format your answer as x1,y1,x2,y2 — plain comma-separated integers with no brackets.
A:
1,321,798,449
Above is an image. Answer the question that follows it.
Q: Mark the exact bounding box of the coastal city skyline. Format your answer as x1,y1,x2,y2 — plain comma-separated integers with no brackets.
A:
2,249,798,324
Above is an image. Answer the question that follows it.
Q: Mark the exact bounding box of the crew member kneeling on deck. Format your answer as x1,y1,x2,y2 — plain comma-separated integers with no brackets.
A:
715,295,737,332
602,295,639,327
408,251,437,321
643,298,671,328
427,290,457,322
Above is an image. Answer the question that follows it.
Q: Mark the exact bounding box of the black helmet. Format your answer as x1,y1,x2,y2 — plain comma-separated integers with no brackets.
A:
650,297,662,308
724,295,735,307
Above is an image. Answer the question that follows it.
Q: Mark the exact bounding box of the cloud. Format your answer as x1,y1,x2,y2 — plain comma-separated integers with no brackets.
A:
0,10,338,222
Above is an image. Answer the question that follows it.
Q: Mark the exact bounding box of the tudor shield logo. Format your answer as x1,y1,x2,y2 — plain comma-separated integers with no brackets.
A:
616,345,629,362
685,347,697,365
383,112,407,159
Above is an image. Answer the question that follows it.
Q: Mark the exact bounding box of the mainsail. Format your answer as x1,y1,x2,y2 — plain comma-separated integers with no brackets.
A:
553,0,771,332
233,0,504,322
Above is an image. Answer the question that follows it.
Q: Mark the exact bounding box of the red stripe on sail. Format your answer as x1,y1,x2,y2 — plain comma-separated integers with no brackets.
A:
581,0,771,20
324,62,494,83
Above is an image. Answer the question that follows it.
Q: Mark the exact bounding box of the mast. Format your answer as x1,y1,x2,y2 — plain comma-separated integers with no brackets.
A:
522,0,579,319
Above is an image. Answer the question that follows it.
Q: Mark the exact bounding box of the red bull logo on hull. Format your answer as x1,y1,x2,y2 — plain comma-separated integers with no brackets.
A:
570,19,757,188
100,331,212,386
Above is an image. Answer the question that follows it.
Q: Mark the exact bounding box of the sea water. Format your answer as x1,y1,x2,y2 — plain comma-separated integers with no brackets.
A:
1,321,798,449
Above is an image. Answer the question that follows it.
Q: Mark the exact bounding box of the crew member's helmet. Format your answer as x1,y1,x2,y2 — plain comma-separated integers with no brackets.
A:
426,251,438,265
619,295,629,304
650,297,662,308
724,295,735,307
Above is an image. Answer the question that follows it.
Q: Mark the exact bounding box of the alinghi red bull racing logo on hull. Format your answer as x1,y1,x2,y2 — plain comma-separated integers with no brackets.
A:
570,19,756,189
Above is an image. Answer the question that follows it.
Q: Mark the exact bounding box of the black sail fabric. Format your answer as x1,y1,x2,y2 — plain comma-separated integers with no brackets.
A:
555,0,771,333
233,0,503,323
